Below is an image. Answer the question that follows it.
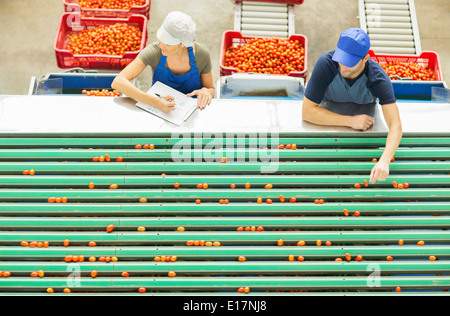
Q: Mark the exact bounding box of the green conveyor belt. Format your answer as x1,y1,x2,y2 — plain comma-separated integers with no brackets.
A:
0,134,448,295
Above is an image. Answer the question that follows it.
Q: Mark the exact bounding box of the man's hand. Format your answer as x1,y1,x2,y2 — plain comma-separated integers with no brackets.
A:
349,114,375,131
370,160,390,184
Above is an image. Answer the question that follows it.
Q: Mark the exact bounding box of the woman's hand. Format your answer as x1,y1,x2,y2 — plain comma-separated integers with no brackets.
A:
158,96,176,113
187,88,213,110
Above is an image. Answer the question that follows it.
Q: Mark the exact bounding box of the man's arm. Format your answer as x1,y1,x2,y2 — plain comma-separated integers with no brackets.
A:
369,102,403,183
302,97,375,131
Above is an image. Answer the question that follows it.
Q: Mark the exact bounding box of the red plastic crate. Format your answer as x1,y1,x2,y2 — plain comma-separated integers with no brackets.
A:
368,50,443,81
54,13,148,70
234,0,304,5
63,0,151,18
220,30,308,80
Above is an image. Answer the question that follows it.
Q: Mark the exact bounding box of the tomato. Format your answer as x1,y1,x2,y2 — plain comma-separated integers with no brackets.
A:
139,197,148,203
168,271,176,277
221,157,227,163
238,256,247,262
297,241,305,246
109,184,118,189
225,37,305,76
379,61,436,81
122,272,130,278
277,239,284,247
106,224,115,233
78,1,147,10
265,184,273,190
91,270,98,278
345,253,352,261
88,182,95,189
177,226,185,232
66,23,142,57
138,287,147,293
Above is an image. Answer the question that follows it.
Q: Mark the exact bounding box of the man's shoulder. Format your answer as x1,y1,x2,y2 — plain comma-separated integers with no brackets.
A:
366,58,392,84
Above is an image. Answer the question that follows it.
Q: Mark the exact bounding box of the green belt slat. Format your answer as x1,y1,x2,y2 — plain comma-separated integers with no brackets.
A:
0,216,449,230
0,137,449,148
0,231,448,244
0,276,448,290
0,162,449,174
0,261,448,274
0,246,448,260
1,148,450,160
0,202,449,216
0,189,448,202
0,175,449,188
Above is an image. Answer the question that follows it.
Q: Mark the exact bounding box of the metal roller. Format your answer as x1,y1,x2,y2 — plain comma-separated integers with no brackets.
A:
368,4,410,10
242,4,288,13
242,1,288,7
241,23,288,32
370,46,416,54
367,21,412,28
241,17,288,26
369,33,414,41
370,40,415,47
241,30,289,38
367,9,411,17
367,27,413,35
365,0,408,4
241,11,289,19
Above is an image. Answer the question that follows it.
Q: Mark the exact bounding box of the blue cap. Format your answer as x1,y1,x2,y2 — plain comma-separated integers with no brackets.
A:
332,28,371,67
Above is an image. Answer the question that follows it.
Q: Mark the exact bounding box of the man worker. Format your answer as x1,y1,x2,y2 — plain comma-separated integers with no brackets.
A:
302,28,402,184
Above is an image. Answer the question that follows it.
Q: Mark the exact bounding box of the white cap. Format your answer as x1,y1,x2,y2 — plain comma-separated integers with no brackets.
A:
157,11,196,47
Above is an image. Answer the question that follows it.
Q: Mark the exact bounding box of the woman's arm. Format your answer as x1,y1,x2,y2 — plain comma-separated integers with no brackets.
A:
187,71,215,110
111,58,175,113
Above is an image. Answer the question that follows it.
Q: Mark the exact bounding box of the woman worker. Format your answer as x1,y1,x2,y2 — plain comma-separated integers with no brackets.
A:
112,11,215,113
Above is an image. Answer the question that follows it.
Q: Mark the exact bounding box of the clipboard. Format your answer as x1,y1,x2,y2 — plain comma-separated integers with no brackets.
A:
135,81,198,126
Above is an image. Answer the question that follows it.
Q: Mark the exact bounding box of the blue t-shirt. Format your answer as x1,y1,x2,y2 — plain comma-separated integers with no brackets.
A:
305,51,396,106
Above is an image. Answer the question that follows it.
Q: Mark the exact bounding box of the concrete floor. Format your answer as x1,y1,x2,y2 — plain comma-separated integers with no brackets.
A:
0,0,448,95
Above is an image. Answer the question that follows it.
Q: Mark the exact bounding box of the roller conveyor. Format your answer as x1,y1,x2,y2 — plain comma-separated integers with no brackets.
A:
359,0,422,54
234,1,295,38
0,94,449,295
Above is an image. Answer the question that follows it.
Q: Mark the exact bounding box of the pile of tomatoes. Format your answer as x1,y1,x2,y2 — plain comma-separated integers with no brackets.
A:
223,37,305,75
77,0,147,10
66,23,142,56
379,61,436,81
82,89,120,96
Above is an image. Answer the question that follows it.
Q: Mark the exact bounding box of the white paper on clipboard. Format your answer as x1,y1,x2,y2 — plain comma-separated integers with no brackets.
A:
135,81,198,126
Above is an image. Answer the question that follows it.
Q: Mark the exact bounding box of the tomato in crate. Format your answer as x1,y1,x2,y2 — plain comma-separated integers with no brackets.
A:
63,0,151,18
54,13,148,70
368,50,445,100
220,31,307,81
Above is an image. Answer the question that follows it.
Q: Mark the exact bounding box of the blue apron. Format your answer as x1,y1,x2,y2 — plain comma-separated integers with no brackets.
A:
152,46,202,95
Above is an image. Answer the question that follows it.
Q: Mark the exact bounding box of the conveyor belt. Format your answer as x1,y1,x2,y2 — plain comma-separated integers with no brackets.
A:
234,1,295,37
0,133,449,295
359,0,422,54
